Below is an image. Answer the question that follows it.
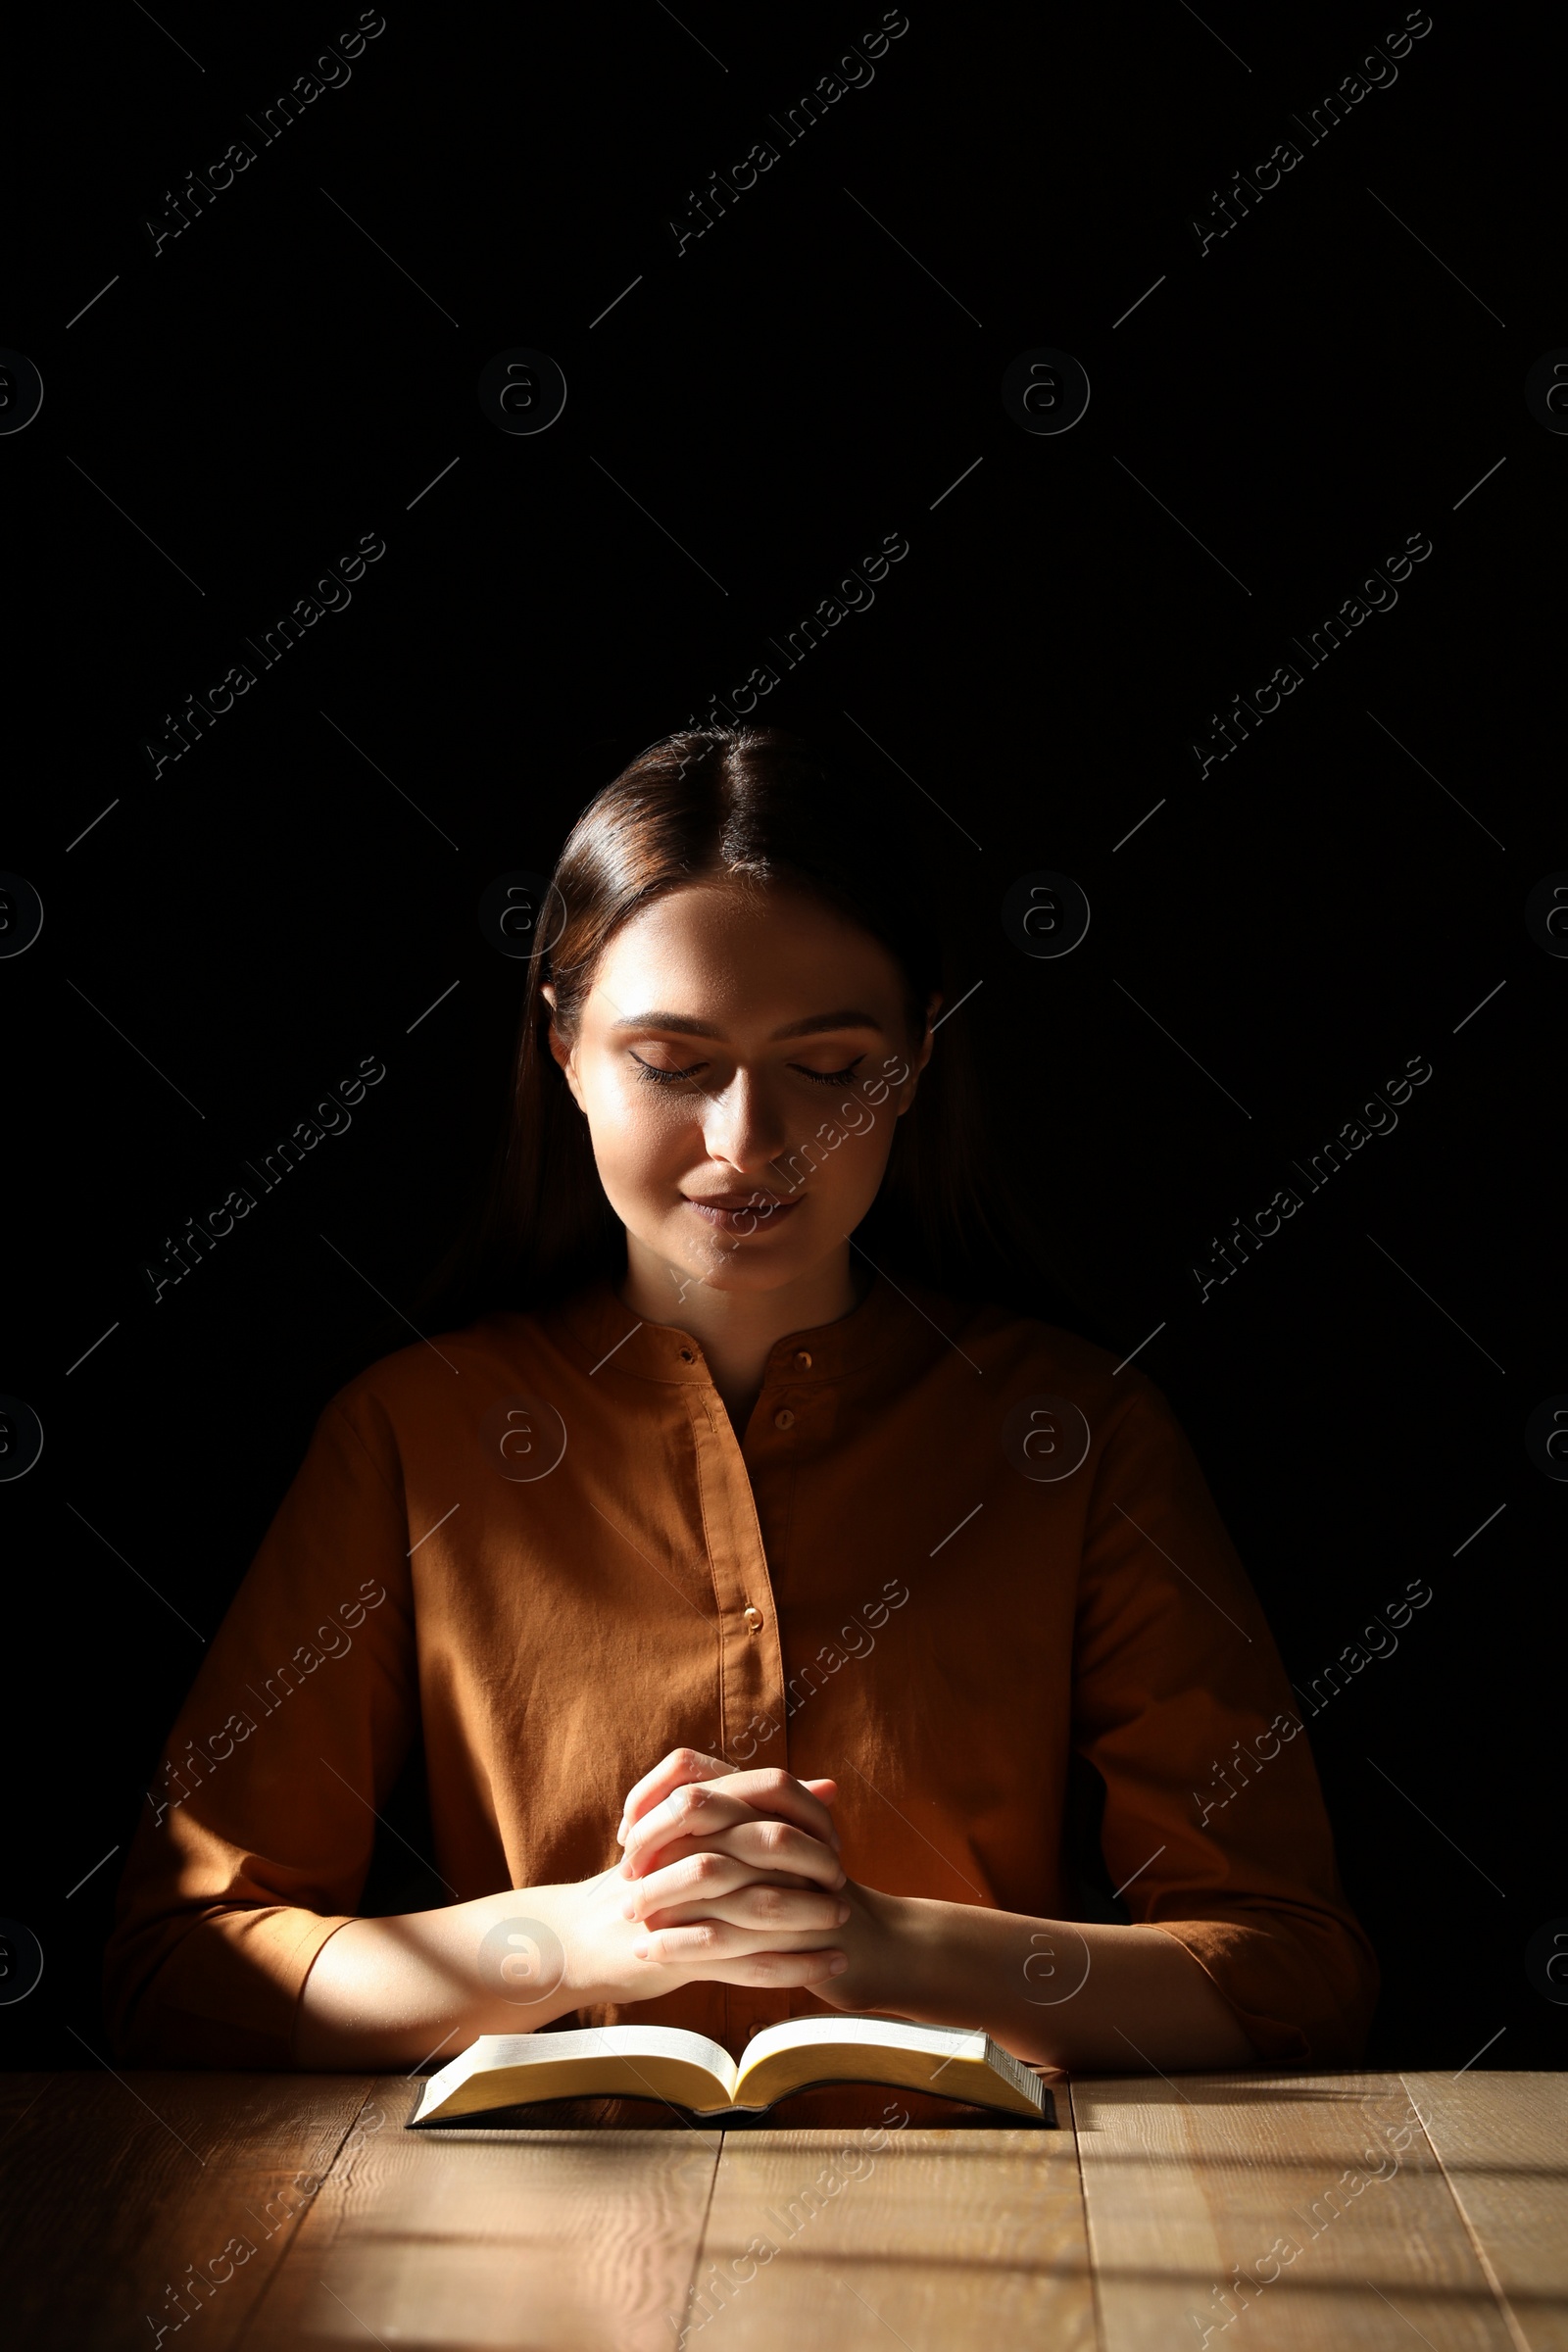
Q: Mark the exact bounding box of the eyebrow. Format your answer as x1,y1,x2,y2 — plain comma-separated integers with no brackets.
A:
609,1008,886,1042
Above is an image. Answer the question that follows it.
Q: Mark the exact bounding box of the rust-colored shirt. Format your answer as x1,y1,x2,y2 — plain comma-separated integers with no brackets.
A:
104,1272,1378,2068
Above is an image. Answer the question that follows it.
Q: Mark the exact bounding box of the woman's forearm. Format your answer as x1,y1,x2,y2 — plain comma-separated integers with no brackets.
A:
294,1880,622,2069
293,1856,852,2069
840,1886,1258,2072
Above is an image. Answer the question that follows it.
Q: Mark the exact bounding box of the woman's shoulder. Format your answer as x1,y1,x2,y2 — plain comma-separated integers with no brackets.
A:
877,1273,1179,1454
320,1289,600,1437
896,1273,1151,1396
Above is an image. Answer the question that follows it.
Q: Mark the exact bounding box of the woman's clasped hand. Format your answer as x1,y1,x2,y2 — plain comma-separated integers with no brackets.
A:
608,1748,856,1988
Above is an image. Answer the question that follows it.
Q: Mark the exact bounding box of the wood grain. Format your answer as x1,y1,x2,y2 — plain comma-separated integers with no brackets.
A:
5,2065,1562,2350
1404,2072,1568,2352
1072,2071,1520,2352
242,2074,721,2352
0,2069,376,2351
688,2109,1093,2352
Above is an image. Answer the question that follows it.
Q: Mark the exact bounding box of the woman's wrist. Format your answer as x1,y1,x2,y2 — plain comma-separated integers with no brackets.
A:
818,1888,1260,2071
827,1881,926,2016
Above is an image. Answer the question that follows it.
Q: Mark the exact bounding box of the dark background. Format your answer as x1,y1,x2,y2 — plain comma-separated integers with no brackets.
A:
5,1,1558,2071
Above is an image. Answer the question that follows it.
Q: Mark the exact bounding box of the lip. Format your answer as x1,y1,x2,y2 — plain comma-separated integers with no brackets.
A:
683,1194,803,1232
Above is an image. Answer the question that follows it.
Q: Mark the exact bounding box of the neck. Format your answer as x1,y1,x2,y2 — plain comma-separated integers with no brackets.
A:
617,1239,871,1430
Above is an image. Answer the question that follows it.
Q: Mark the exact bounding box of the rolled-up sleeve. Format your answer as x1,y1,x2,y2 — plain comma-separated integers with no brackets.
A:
103,1387,418,2067
1071,1381,1379,2064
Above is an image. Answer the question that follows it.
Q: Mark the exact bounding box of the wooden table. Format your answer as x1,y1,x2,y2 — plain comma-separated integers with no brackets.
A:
2,2070,1563,2349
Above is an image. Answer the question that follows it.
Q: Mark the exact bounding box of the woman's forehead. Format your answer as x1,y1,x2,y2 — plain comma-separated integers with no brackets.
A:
591,880,902,1003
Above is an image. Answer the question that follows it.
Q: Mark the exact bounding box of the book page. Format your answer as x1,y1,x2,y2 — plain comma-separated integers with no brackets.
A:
412,2025,739,2124
474,2026,738,2085
732,2018,1042,2117
737,2017,984,2082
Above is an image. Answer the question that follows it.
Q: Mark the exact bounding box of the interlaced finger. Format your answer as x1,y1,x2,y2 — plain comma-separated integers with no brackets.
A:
622,1814,847,1889
618,1759,839,1853
624,1857,850,1935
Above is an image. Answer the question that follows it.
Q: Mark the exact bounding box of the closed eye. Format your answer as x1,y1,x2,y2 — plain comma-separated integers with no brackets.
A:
629,1054,865,1088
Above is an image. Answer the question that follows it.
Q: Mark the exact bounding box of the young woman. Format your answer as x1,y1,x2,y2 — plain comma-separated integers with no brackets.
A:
105,726,1377,2082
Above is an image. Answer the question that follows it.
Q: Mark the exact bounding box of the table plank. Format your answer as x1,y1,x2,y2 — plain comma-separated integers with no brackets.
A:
243,2075,721,2351
0,2070,376,2352
1404,2072,1568,2352
688,2108,1092,2352
1072,2071,1519,2352
5,2066,1561,2350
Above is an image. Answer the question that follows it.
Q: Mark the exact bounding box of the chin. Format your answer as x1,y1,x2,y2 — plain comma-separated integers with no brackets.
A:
678,1250,809,1295
653,1221,817,1292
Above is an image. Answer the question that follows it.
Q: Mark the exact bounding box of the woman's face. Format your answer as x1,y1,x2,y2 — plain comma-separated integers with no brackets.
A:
544,879,936,1297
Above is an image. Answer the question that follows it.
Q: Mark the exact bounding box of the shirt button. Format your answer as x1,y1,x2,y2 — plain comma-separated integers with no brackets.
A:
794,1350,812,1371
773,1408,795,1430
743,1604,764,1632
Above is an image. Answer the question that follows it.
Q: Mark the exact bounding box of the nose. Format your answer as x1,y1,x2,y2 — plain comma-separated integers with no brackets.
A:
699,1066,791,1183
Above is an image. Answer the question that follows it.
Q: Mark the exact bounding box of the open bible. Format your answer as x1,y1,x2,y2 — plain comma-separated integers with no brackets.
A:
409,2017,1053,2125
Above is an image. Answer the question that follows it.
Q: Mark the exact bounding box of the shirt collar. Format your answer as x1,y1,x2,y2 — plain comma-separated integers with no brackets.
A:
541,1263,919,1388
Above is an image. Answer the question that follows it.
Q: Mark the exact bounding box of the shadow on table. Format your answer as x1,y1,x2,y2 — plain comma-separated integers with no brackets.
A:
413,2082,1057,2132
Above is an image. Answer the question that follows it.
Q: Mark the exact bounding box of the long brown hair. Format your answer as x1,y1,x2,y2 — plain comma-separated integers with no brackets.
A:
391,725,1085,1342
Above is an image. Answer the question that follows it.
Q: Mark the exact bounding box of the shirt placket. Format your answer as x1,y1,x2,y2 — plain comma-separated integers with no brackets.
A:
683,1385,788,1769
682,1354,816,2050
